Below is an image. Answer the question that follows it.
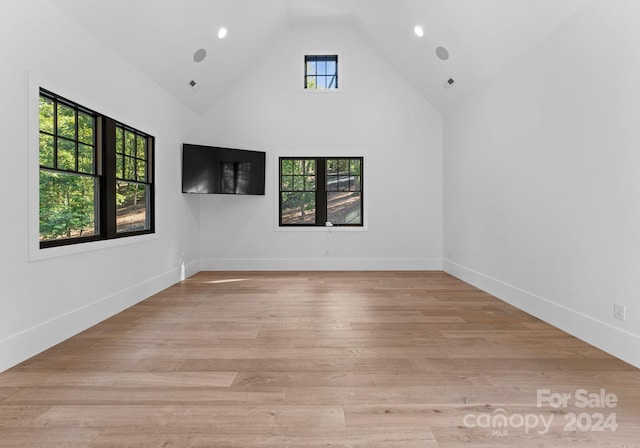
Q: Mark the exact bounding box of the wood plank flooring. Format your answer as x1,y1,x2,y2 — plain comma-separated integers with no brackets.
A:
1,271,639,447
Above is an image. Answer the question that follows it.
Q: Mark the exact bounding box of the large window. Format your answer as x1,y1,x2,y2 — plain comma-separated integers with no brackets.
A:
304,55,338,90
279,157,362,226
39,91,99,242
39,89,154,248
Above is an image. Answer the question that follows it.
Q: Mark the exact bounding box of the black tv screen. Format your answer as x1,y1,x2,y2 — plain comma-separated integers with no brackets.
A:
182,144,266,195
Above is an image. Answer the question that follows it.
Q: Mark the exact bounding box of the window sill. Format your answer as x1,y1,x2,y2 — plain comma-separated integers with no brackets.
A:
28,233,158,262
300,88,342,94
275,225,367,233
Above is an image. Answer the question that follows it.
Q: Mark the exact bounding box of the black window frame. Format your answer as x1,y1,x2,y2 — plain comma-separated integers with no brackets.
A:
39,88,155,249
113,122,155,236
279,156,363,227
304,55,339,90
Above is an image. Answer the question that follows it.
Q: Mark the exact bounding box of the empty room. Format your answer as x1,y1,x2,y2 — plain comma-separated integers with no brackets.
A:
1,0,639,446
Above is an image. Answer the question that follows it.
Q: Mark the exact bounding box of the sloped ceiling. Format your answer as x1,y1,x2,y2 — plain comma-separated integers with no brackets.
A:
49,0,590,115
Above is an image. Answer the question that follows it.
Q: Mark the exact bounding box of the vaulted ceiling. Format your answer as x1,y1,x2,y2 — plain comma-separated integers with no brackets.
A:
49,0,590,115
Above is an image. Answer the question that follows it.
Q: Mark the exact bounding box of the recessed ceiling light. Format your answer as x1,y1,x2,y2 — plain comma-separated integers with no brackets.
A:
193,48,207,63
414,25,424,38
217,27,228,39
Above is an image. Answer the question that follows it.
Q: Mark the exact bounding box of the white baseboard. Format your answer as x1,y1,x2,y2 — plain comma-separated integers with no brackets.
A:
200,257,443,271
0,260,200,373
444,260,640,369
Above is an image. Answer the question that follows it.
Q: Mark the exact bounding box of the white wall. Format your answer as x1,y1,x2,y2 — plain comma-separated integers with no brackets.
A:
0,0,201,372
443,0,640,367
196,27,443,271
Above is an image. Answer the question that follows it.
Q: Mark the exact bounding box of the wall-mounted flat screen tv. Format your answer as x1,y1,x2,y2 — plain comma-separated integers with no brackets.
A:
182,144,266,195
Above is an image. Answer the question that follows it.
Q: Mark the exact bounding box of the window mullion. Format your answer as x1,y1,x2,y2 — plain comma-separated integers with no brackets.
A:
53,97,58,170
102,117,117,239
316,158,327,225
74,108,79,172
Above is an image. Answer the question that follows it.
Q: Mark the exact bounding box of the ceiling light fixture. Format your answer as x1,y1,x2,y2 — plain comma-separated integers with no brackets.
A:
193,48,207,63
217,27,228,39
414,25,424,38
435,46,450,61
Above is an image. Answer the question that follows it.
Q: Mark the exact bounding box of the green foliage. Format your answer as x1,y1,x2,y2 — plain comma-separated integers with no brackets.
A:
115,190,126,207
280,158,318,222
39,134,54,167
39,96,54,134
57,104,76,138
306,77,317,89
116,126,147,182
350,159,361,175
305,159,316,175
57,138,76,171
77,112,94,144
116,181,144,207
39,171,96,240
78,143,94,173
281,192,315,217
39,94,97,241
281,159,293,175
125,129,135,156
116,126,124,153
305,60,317,89
136,136,146,159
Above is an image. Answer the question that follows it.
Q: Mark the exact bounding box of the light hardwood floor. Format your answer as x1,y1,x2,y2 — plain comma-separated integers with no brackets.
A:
1,271,639,447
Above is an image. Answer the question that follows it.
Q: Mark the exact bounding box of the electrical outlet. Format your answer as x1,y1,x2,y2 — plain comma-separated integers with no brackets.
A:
614,303,626,322
324,249,330,256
